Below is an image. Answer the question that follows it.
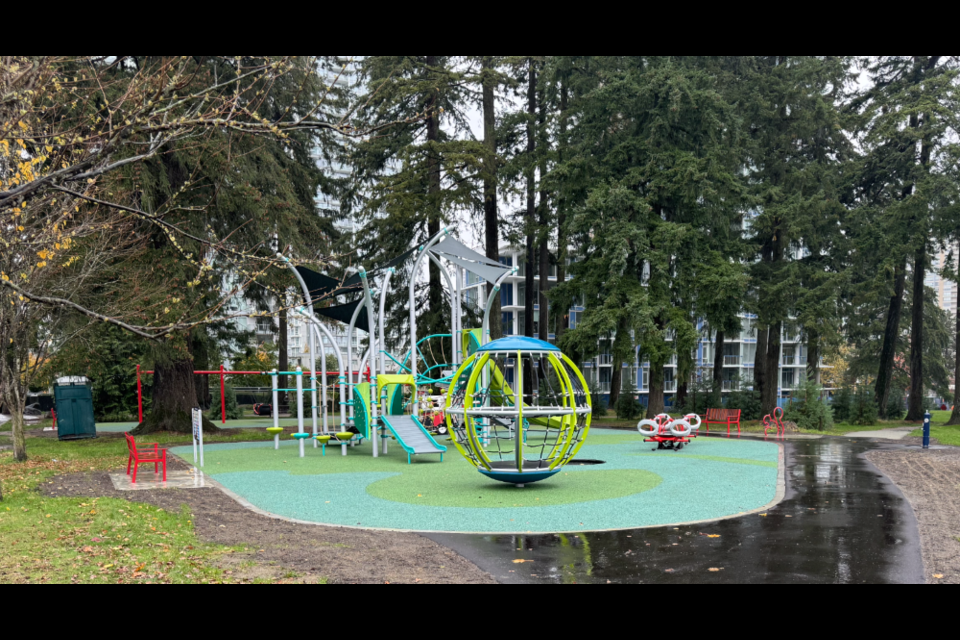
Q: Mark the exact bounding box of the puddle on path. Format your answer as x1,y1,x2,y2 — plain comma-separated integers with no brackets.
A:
428,439,925,584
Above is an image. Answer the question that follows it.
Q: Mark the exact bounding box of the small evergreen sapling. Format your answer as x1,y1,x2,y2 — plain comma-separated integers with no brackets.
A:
787,381,834,432
208,386,243,421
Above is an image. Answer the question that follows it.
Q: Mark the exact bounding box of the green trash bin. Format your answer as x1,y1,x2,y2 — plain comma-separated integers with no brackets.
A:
54,378,97,441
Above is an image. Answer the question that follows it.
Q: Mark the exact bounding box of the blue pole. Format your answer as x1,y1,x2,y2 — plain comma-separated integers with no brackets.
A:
923,412,931,450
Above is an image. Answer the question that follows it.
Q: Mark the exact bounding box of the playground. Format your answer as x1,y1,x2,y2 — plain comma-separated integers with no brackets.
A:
166,430,782,534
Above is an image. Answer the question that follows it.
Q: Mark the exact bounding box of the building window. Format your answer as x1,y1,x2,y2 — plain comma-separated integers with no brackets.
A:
723,344,741,366
257,319,274,334
502,312,514,336
501,283,514,307
568,311,580,330
499,256,513,268
782,369,796,389
743,343,757,366
465,289,479,309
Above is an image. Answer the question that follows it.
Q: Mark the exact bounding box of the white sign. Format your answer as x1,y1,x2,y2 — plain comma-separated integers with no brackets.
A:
191,408,204,468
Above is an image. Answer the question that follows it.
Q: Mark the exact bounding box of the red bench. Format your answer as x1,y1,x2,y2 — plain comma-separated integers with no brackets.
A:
125,433,167,484
703,409,742,438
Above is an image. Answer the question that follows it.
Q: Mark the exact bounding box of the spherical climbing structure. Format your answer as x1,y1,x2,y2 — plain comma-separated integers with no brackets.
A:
445,337,592,487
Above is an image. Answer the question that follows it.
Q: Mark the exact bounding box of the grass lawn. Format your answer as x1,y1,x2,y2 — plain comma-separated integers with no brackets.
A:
0,427,297,584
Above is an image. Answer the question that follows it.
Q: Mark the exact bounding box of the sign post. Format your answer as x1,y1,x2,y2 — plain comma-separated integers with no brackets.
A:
192,408,204,468
923,412,931,450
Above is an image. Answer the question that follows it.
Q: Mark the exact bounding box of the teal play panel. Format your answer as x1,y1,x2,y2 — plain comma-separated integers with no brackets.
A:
171,430,782,534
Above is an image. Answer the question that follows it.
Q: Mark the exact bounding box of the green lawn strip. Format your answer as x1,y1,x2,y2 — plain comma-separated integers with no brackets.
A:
0,433,272,584
908,424,960,447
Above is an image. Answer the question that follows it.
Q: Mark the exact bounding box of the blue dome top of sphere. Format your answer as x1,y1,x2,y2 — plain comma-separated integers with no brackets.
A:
476,336,560,353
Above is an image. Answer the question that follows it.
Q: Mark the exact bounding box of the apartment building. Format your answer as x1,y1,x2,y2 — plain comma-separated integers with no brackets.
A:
466,245,814,406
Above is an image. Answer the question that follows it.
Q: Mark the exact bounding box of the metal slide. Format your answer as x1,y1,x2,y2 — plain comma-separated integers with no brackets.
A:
380,414,447,465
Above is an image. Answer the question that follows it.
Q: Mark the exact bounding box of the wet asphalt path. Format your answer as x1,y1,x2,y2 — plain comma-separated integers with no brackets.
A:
427,438,926,584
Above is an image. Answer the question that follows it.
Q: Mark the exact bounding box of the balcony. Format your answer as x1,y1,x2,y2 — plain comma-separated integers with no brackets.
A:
597,354,614,366
722,380,739,392
723,355,741,366
664,380,678,393
597,382,612,393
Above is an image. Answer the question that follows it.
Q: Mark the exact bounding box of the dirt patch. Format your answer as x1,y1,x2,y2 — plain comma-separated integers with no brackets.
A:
40,459,495,585
868,447,960,585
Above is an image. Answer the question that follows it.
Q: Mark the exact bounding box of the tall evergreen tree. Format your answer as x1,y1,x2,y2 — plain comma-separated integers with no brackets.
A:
348,57,483,358
555,56,744,415
852,56,960,418
741,56,853,416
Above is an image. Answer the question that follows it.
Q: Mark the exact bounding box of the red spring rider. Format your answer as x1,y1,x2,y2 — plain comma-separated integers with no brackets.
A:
763,407,785,440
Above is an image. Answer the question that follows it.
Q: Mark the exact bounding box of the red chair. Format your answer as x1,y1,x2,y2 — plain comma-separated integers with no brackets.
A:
125,433,167,484
703,409,742,437
763,407,785,441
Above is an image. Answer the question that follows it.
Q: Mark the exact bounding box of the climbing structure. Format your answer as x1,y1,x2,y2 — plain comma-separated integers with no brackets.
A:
445,337,592,486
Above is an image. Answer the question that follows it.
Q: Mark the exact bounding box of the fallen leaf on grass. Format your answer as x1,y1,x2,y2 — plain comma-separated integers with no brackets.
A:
707,535,721,539
512,560,533,564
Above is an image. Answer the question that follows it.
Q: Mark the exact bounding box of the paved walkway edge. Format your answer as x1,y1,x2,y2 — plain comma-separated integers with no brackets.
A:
166,445,787,536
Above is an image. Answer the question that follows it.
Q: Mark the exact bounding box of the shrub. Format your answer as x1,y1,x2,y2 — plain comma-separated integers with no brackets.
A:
588,382,608,420
208,385,243,421
849,386,879,426
886,390,905,421
831,387,852,423
727,390,762,421
615,387,642,421
787,380,834,432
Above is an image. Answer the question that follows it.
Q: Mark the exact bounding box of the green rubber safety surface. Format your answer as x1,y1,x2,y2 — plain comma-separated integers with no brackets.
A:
171,430,782,534
367,468,662,508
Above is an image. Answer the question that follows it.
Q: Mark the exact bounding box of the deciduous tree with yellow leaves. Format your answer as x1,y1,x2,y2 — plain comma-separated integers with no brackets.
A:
1,56,427,461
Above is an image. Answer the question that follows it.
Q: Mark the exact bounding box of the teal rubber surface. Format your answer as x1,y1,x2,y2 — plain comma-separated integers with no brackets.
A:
172,430,782,534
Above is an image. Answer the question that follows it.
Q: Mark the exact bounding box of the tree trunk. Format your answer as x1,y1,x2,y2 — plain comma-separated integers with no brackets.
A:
425,56,445,339
875,263,907,418
610,361,623,408
555,83,569,345
538,65,550,343
762,321,782,416
191,330,212,410
524,61,537,338
481,56,502,342
713,331,725,395
279,307,289,410
806,334,820,383
132,358,219,434
10,404,26,463
907,246,927,421
948,306,960,425
647,361,666,418
755,324,768,397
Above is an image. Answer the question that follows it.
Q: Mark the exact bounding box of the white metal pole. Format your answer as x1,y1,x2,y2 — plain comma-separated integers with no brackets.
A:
198,412,204,469
455,264,462,366
309,324,318,447
296,367,305,459
318,327,329,435
411,229,450,419
271,369,280,450
360,268,379,459
311,322,346,432
192,409,199,466
379,269,394,377
346,303,363,422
